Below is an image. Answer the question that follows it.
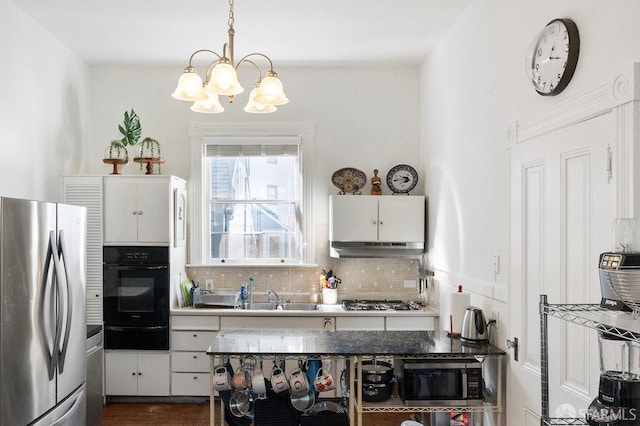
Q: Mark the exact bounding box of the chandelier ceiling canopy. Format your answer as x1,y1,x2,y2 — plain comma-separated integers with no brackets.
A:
171,0,288,114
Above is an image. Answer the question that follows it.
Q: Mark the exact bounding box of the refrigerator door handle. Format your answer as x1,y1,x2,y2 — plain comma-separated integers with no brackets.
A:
38,231,60,380
55,230,73,373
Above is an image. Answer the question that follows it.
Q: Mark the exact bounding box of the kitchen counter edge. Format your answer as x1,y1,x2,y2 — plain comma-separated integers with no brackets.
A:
171,305,439,317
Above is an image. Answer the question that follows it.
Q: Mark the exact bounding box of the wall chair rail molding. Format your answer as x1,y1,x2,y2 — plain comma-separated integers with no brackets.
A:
508,62,640,217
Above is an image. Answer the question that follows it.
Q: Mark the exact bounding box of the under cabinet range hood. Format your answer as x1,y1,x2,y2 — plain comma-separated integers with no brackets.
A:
330,241,425,258
329,195,426,258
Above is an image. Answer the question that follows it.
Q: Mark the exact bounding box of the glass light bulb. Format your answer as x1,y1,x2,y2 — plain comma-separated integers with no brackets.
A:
191,94,224,114
208,62,244,95
253,75,288,105
171,71,206,101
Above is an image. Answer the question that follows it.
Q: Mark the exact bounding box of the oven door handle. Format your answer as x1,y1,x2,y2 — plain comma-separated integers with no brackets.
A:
103,265,168,271
105,325,168,332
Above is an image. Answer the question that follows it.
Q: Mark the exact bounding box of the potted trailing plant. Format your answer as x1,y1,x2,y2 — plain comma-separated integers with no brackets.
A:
133,137,164,175
102,109,142,174
118,109,142,147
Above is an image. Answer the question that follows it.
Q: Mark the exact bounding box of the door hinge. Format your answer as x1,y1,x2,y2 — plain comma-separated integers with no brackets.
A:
606,144,612,183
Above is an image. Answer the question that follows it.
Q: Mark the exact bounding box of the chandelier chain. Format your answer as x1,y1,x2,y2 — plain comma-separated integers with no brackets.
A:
228,0,234,28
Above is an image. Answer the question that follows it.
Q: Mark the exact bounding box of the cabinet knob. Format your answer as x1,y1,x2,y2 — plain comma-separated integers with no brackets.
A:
193,376,198,380
132,372,136,376
138,210,143,215
138,372,142,375
193,355,198,359
379,221,384,225
193,333,198,337
372,220,377,225
132,211,138,215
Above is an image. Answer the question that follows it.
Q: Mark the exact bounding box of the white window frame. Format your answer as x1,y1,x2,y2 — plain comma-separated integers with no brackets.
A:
188,122,315,265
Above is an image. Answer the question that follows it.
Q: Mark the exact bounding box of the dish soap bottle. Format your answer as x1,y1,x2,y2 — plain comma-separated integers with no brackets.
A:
248,275,254,303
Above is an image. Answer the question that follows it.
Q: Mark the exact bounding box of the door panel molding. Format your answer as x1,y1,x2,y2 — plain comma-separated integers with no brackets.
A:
509,63,640,145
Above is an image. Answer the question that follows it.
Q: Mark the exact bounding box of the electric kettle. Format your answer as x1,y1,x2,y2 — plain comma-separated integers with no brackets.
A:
460,306,489,344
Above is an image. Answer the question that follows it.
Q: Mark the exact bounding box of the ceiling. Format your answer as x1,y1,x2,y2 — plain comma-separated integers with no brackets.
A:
12,0,471,66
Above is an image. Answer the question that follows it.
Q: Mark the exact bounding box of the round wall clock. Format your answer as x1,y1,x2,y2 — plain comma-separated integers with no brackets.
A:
527,18,580,96
386,164,418,194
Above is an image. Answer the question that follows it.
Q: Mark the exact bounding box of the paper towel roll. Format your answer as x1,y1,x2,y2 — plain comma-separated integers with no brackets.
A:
449,285,470,335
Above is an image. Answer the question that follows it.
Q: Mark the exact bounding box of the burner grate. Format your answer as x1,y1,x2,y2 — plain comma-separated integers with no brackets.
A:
341,299,422,311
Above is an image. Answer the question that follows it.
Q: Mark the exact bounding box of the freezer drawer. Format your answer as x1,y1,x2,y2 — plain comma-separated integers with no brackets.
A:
31,384,87,426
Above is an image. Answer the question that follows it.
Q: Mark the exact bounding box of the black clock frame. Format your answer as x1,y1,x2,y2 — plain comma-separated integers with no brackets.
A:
533,18,580,96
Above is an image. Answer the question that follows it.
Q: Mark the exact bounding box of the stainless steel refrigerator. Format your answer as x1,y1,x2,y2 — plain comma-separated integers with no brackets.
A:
0,197,87,426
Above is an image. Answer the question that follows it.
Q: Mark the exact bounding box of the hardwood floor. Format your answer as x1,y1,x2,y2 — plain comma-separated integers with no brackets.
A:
101,401,417,426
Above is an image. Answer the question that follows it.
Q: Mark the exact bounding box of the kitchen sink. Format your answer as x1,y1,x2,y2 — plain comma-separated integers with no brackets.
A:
243,302,318,311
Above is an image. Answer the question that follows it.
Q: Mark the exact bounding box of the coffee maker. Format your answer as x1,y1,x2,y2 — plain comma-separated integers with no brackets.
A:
588,219,640,425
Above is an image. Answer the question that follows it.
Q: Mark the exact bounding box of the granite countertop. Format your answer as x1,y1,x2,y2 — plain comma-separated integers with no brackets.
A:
207,329,505,358
86,324,102,338
172,304,439,317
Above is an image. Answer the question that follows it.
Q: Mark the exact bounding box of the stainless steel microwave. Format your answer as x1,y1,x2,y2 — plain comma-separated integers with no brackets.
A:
396,358,484,406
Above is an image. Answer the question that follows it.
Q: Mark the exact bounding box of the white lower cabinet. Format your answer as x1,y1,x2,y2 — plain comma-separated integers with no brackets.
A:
105,351,170,396
335,316,385,331
170,315,220,396
220,316,335,330
385,316,435,330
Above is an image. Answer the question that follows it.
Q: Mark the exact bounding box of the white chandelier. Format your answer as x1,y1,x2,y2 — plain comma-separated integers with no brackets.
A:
171,0,288,114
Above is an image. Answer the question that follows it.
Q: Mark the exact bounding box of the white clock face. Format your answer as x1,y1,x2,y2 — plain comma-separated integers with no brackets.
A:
528,19,579,96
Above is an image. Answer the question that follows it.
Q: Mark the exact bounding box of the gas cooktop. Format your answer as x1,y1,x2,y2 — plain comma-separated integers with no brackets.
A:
341,299,423,311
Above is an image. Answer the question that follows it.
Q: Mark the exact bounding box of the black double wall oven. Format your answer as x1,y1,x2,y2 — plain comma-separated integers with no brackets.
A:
103,246,170,350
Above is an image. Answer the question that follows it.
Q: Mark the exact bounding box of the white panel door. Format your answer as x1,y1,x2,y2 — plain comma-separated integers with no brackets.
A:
509,111,616,423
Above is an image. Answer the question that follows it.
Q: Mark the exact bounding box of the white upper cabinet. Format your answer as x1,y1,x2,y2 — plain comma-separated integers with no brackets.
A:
104,176,185,245
330,195,425,243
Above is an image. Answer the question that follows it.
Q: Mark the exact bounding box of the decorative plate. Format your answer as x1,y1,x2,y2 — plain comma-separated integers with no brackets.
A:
386,164,418,194
331,167,367,194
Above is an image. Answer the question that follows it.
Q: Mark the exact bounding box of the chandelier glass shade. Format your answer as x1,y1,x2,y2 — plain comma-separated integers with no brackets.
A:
171,0,287,114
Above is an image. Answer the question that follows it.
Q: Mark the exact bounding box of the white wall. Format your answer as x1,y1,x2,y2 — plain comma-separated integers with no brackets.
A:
0,0,88,202
420,0,640,331
87,65,421,224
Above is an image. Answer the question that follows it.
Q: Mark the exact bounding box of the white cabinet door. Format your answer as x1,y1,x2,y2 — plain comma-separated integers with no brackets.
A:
385,316,435,330
104,177,171,244
330,195,425,243
105,351,170,396
104,179,139,243
172,351,211,372
377,196,424,242
105,352,139,395
137,353,170,396
335,316,385,331
170,331,217,351
330,196,378,241
136,181,170,243
171,373,210,396
220,316,335,330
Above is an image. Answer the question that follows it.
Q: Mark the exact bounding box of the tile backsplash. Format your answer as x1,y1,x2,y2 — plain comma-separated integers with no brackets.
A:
187,258,421,302
186,224,430,303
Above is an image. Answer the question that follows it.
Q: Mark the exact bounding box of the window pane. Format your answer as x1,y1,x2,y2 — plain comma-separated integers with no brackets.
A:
208,155,300,260
209,202,297,260
210,156,296,201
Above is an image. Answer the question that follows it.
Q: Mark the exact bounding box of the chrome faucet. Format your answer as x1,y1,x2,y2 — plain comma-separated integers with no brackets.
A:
267,290,285,303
